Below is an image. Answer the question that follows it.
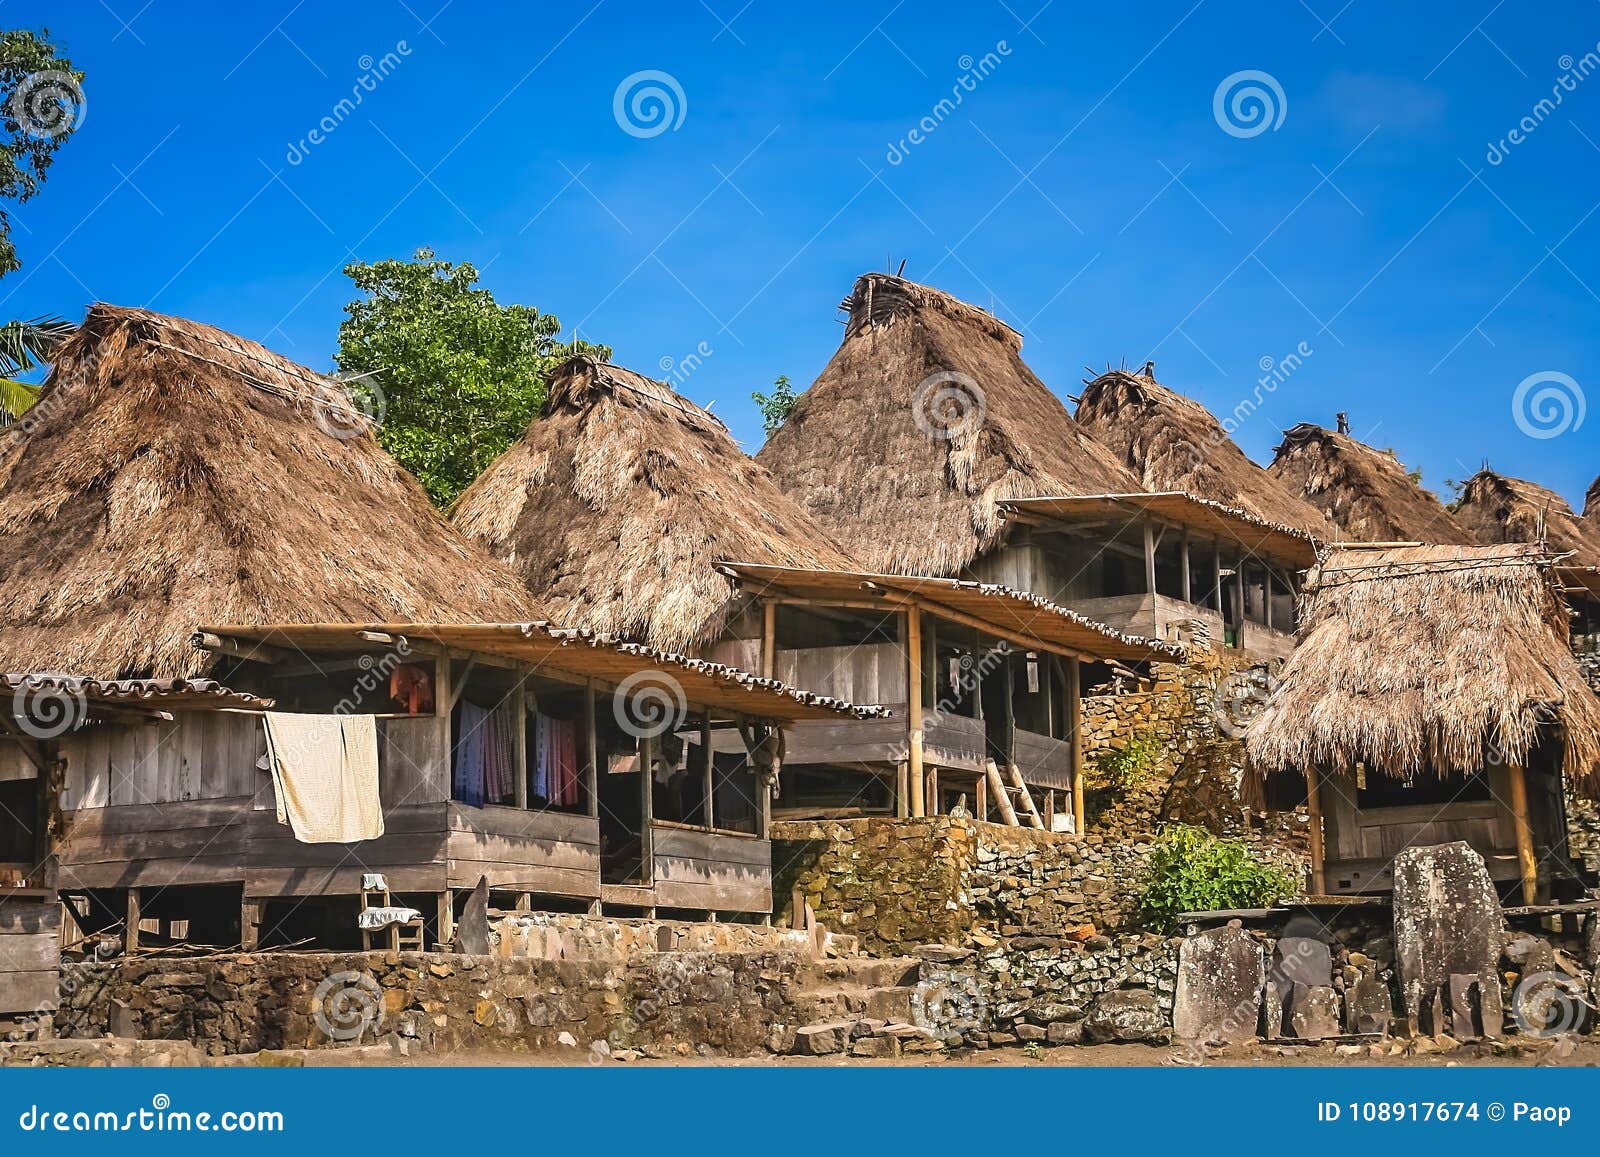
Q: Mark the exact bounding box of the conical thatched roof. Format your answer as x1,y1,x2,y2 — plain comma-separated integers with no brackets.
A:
1075,369,1335,539
451,356,856,653
756,273,1141,576
1586,472,1599,524
1268,423,1475,545
1245,544,1600,795
0,304,538,679
1454,469,1600,567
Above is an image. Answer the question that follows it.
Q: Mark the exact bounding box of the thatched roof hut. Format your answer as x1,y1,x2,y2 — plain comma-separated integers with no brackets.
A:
1454,469,1600,567
1075,368,1335,539
0,304,538,679
1245,544,1600,794
451,356,856,654
756,273,1141,576
1268,423,1476,545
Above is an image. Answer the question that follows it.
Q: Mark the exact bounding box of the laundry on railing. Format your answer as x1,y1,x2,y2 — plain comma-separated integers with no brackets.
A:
262,712,383,844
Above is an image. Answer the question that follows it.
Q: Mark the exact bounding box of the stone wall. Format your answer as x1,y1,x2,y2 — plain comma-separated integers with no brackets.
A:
54,948,803,1059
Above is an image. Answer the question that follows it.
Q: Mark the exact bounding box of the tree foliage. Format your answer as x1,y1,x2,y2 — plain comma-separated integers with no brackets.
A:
752,374,798,435
335,248,608,507
0,29,84,278
0,312,72,420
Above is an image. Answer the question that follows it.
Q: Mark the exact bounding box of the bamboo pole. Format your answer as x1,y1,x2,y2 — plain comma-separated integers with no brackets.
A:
1507,762,1540,906
1304,768,1326,895
985,760,1019,826
906,606,926,818
761,600,776,679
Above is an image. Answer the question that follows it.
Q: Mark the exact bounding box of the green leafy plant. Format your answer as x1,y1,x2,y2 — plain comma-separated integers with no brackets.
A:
1092,730,1163,792
1137,824,1296,931
0,29,85,278
0,313,73,420
752,373,797,435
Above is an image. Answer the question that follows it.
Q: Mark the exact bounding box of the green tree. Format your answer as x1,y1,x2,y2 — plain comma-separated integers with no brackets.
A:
1,29,85,278
335,248,608,507
752,373,797,435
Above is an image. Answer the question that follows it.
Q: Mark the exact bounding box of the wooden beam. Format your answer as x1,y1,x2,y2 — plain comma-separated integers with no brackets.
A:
701,716,715,831
861,586,1098,663
1180,528,1192,604
1304,768,1326,895
1069,657,1085,834
1507,762,1540,906
984,760,1019,826
640,733,655,885
240,897,260,951
906,606,926,818
126,887,141,953
976,770,988,823
895,760,909,818
437,891,455,948
1009,763,1044,829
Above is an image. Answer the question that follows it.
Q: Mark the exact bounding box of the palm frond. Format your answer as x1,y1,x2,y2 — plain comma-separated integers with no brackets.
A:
0,315,75,377
0,377,40,422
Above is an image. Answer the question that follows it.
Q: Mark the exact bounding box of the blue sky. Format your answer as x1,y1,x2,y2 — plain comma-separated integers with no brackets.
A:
9,0,1599,505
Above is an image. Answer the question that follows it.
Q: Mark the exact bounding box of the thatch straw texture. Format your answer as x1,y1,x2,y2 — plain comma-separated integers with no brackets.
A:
451,356,856,653
1075,369,1335,539
1585,472,1599,525
0,304,538,679
1268,423,1475,545
1454,469,1600,567
1245,544,1600,794
756,274,1141,576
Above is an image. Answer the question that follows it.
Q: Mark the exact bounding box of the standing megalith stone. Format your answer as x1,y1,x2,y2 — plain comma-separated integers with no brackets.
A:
1391,842,1505,1038
1174,924,1264,1044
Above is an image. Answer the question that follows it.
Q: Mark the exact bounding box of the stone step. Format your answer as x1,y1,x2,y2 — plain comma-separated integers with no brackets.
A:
796,983,916,1024
798,956,921,989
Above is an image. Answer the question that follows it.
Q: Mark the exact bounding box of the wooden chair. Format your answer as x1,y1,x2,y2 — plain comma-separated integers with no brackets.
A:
360,877,425,952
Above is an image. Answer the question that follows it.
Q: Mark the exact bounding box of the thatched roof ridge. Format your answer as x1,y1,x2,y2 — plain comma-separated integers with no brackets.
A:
1586,472,1599,524
1075,369,1336,539
451,355,856,653
0,303,539,680
756,273,1142,577
1454,469,1600,567
1268,423,1476,545
1245,543,1600,794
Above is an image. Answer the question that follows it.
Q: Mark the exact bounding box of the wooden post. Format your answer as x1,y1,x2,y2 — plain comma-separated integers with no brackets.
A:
976,771,988,823
701,716,714,830
985,760,1020,826
1143,522,1158,596
1507,762,1540,906
927,766,939,816
1180,528,1192,604
513,678,528,809
1068,657,1085,834
584,680,599,818
240,897,260,951
895,761,909,818
125,887,141,953
1212,546,1223,613
1303,768,1326,896
906,606,926,818
640,733,655,884
1264,569,1275,631
761,600,776,680
437,891,455,948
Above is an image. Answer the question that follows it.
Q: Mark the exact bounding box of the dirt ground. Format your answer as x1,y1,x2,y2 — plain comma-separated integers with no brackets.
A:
307,1037,1600,1068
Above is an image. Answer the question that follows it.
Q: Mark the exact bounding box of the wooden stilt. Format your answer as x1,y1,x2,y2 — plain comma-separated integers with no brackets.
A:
1304,768,1326,896
1068,657,1085,834
906,606,926,818
437,890,455,948
240,897,260,951
1507,762,1540,906
125,887,141,953
761,601,777,680
976,772,988,823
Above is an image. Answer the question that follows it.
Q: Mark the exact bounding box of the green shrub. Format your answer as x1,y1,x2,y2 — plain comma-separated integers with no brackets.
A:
1092,730,1163,792
1137,824,1297,931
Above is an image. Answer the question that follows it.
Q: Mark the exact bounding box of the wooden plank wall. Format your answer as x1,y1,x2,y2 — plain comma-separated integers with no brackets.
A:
775,642,905,706
1322,793,1516,893
1014,729,1074,789
445,804,600,897
650,825,770,912
59,712,261,811
55,797,253,890
0,898,60,1015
